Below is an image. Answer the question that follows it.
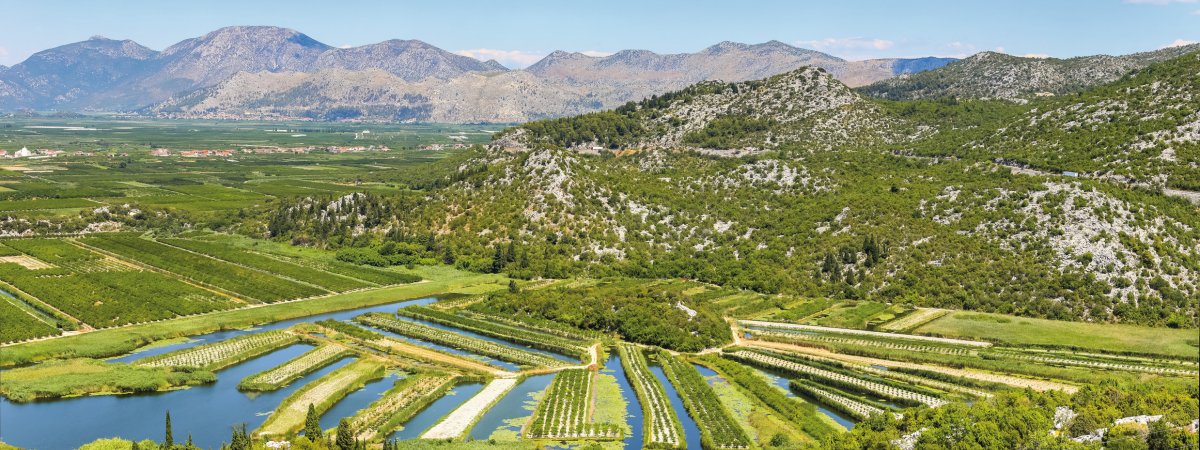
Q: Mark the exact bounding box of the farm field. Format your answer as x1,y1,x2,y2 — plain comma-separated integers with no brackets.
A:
350,374,458,441
238,344,351,391
914,311,1200,358
525,368,621,440
0,237,238,331
255,358,387,437
1,276,1196,450
617,344,685,448
658,352,752,449
356,313,571,369
80,234,328,302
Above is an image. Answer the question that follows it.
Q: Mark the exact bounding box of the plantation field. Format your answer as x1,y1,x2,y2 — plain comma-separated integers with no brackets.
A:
0,118,491,151
80,234,326,302
255,358,387,437
0,268,507,367
915,311,1200,358
525,369,621,440
158,237,374,292
0,292,60,343
0,238,238,328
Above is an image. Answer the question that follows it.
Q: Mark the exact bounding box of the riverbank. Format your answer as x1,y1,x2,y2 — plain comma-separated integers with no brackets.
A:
0,268,509,367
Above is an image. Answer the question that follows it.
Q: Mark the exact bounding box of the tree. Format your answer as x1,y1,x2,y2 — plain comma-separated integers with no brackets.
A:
163,411,174,449
229,424,250,450
335,418,355,450
304,403,323,442
508,279,520,293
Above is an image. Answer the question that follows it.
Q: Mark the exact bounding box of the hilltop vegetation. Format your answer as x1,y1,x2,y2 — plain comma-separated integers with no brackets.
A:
859,44,1200,101
252,54,1200,328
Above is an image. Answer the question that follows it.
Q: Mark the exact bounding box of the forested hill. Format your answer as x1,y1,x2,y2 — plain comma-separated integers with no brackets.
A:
493,66,906,153
257,54,1199,328
858,44,1200,101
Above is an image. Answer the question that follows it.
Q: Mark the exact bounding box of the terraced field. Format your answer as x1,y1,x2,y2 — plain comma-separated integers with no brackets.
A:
238,344,351,391
659,353,751,449
725,349,947,408
137,330,299,370
356,313,569,368
617,344,685,448
256,358,386,437
352,374,458,440
525,369,621,440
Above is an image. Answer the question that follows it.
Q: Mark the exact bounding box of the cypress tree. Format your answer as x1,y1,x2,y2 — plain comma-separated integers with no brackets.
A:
335,418,355,450
230,423,250,450
131,441,141,450
303,403,322,441
164,411,174,449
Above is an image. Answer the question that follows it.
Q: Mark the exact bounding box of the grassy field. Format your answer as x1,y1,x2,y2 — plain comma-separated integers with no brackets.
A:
915,311,1200,358
256,358,387,437
0,267,509,367
0,358,216,402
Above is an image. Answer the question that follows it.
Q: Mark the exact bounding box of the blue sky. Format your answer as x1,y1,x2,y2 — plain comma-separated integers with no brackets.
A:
1,0,1197,67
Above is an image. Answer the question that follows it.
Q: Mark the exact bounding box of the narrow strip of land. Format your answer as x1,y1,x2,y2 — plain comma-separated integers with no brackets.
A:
744,339,1077,393
738,320,992,347
421,377,518,439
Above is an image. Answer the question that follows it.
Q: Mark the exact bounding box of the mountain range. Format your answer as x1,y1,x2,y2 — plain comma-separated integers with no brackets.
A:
1,25,1194,124
0,26,953,122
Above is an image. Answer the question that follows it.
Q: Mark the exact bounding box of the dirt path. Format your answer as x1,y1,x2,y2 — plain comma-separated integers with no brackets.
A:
744,339,1077,393
373,337,516,378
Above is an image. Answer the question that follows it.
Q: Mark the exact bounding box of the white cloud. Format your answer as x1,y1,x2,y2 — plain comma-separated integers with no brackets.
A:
580,50,614,57
1163,38,1199,48
994,46,1007,53
796,37,896,52
1022,53,1052,58
338,44,353,49
454,48,547,68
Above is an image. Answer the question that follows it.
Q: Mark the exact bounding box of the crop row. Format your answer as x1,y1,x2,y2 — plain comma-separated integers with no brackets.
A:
397,306,589,359
356,313,568,368
788,379,887,420
287,254,421,286
238,344,351,391
351,374,457,441
0,242,236,328
138,330,299,370
527,369,620,440
750,329,973,356
879,308,949,332
80,234,325,303
697,355,839,441
617,344,684,448
993,351,1199,376
317,319,384,341
159,238,371,292
738,320,991,347
0,293,60,343
725,350,947,408
658,353,750,449
459,310,605,341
